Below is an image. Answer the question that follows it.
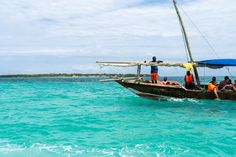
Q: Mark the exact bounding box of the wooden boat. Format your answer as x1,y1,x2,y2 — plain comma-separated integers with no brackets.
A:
97,0,236,101
116,79,236,100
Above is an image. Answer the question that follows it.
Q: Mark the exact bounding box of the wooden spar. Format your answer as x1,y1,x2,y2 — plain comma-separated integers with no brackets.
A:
173,0,201,87
96,61,187,68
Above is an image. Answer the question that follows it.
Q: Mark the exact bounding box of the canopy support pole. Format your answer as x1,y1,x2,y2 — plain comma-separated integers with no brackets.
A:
173,0,201,87
137,65,141,79
193,65,200,86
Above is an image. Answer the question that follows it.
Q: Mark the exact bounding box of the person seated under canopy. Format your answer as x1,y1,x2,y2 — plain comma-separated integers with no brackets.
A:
220,79,236,92
219,76,230,90
208,76,219,99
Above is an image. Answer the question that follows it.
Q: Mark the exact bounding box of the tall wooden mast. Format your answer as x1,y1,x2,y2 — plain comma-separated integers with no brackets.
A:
173,0,201,87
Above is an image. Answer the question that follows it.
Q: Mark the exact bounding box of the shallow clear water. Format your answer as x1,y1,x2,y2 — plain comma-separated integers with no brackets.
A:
0,78,235,157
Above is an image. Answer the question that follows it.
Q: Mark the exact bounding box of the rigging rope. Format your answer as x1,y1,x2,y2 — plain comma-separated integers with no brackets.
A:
179,6,220,58
225,67,235,80
179,5,234,78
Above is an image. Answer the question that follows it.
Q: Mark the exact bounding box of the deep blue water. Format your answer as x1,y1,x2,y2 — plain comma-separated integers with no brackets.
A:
0,77,235,157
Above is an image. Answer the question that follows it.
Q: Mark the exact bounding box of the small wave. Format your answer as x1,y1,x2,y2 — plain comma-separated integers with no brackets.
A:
0,144,25,153
0,143,192,157
168,98,184,102
167,97,202,104
186,98,200,103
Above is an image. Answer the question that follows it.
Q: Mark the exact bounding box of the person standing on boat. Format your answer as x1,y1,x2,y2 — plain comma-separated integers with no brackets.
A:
150,56,158,83
184,71,195,89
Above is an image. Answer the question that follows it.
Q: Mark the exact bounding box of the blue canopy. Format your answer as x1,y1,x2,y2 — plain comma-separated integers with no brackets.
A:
198,59,236,67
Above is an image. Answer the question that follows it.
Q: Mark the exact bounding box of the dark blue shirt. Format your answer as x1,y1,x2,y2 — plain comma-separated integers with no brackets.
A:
151,65,158,73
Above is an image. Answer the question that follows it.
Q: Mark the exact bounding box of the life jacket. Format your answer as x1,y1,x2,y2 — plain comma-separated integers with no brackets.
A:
208,83,217,91
185,74,193,83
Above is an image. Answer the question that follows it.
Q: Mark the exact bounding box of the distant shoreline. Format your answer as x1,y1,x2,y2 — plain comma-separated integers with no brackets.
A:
0,74,230,78
0,73,149,78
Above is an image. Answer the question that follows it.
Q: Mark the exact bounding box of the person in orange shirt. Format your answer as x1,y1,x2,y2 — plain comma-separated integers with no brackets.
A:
208,76,219,99
184,71,195,89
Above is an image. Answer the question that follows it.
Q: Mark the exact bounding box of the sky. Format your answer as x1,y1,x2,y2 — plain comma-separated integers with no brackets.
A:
0,0,236,76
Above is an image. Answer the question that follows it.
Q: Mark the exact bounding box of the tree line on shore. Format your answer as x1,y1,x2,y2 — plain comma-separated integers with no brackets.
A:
0,73,149,78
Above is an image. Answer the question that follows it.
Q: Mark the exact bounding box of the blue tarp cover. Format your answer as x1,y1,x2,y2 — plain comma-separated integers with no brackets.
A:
198,59,236,67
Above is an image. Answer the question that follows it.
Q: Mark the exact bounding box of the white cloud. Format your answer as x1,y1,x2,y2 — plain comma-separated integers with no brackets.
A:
0,0,235,74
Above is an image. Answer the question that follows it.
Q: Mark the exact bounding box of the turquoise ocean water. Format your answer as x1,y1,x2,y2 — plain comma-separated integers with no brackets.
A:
0,77,235,157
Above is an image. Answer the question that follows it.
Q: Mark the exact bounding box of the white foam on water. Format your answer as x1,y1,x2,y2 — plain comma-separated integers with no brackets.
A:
167,97,202,105
0,145,25,153
0,142,195,157
187,98,200,103
168,98,184,102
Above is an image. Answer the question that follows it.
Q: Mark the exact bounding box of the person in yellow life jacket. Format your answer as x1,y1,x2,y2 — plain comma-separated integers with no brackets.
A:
184,71,195,89
208,76,220,99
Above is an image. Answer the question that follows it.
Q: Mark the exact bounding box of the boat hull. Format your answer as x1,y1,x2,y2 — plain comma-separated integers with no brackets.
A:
116,80,236,101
